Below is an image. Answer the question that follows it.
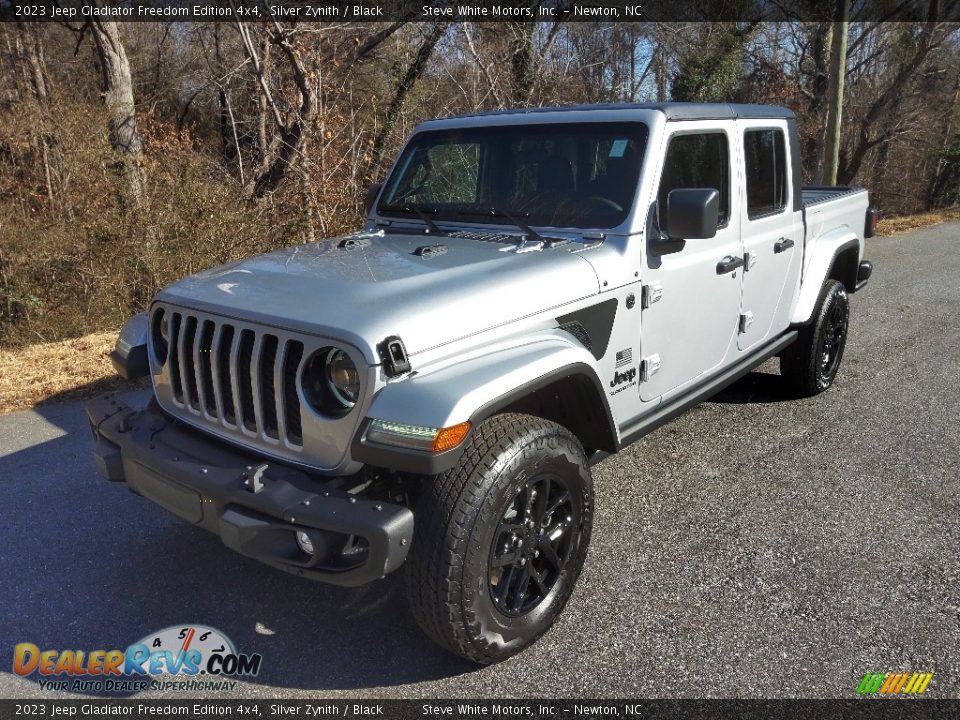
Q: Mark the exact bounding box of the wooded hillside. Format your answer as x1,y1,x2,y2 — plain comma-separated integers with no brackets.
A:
1,13,958,346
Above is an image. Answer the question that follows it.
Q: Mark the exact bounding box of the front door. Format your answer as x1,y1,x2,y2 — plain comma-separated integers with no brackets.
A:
639,122,744,402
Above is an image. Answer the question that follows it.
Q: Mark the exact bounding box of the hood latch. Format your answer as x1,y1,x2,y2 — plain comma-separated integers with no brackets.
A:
378,335,411,377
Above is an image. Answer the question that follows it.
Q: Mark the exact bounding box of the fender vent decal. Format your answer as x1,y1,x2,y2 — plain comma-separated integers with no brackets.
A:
559,322,592,352
556,299,618,361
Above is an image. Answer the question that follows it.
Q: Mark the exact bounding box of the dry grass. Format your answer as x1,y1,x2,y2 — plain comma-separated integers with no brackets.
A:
0,330,146,415
877,208,960,236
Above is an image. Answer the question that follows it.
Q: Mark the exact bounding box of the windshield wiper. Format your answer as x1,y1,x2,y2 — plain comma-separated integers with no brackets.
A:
455,207,547,245
381,203,443,235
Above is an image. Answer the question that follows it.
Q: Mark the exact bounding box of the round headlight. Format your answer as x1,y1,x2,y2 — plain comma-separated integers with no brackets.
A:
325,348,360,408
150,307,168,366
301,347,360,416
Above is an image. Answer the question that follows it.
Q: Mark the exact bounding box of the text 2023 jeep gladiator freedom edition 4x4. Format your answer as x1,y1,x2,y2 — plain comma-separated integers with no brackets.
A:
89,103,875,664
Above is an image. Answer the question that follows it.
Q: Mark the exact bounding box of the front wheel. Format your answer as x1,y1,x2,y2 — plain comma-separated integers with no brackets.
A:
780,279,850,397
405,413,594,664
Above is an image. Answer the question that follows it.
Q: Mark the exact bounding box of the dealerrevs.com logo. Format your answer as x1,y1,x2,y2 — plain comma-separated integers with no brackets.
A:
856,672,934,695
13,624,262,693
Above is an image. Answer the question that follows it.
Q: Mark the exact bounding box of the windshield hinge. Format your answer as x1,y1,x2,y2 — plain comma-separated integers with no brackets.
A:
641,282,663,309
640,354,661,382
514,238,545,253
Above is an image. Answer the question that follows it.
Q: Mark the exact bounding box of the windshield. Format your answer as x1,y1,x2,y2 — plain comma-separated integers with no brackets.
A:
379,122,648,230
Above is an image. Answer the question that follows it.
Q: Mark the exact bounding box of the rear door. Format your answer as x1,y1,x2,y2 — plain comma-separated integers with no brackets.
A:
639,121,744,401
736,122,803,350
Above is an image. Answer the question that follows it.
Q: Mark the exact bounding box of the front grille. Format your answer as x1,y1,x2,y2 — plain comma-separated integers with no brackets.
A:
161,309,305,447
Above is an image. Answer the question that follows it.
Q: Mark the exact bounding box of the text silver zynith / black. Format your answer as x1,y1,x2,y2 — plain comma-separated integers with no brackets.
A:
89,103,875,664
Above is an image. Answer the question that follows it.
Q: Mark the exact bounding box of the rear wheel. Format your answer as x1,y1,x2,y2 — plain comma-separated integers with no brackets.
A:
405,413,593,664
780,279,850,397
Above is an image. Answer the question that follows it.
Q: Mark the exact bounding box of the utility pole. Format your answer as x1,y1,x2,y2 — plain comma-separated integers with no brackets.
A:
822,0,850,185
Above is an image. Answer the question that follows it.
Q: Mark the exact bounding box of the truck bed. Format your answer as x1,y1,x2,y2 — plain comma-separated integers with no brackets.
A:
800,184,869,280
802,185,863,208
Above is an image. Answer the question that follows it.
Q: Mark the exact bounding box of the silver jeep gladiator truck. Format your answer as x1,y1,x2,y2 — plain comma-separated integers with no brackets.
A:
89,103,875,664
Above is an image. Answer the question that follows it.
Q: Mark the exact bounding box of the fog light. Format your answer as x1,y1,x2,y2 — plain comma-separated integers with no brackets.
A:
296,531,314,556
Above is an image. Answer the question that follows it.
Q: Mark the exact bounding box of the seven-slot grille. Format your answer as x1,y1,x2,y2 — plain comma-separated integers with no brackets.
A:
160,310,305,447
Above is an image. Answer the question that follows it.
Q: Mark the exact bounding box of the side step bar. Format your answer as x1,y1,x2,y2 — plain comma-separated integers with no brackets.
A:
613,330,798,453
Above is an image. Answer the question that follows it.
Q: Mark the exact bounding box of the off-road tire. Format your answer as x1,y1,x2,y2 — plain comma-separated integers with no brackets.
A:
404,413,594,665
780,279,850,397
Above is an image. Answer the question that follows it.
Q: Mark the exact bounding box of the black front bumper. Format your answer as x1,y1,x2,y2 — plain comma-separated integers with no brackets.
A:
86,394,413,586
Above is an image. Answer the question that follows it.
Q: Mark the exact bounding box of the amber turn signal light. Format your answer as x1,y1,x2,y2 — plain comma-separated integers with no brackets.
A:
432,421,471,453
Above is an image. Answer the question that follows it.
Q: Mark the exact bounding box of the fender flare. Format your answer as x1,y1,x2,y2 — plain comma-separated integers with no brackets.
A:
351,335,616,475
791,231,861,325
112,312,150,380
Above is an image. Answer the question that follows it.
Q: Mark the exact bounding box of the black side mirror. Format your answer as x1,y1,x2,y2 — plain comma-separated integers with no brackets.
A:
666,188,719,240
364,183,383,215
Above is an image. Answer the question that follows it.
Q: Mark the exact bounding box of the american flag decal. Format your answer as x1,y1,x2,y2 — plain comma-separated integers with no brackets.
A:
615,348,632,368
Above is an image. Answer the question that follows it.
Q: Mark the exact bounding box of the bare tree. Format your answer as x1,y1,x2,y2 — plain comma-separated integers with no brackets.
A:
88,16,146,204
670,22,760,102
10,22,62,203
233,22,315,200
839,18,949,183
232,21,413,201
368,23,447,179
508,19,537,105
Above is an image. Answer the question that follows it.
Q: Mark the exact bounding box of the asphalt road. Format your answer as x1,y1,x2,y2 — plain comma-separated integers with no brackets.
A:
1,224,958,700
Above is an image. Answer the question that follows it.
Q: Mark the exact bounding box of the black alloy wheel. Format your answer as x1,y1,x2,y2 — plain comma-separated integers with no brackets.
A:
780,279,850,397
488,474,579,617
818,299,849,384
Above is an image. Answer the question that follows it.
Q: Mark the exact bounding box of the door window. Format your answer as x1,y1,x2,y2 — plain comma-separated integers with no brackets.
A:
657,132,730,234
743,128,787,218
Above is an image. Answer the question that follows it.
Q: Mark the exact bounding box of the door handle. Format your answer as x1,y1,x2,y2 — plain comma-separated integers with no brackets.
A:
774,237,795,253
716,255,745,274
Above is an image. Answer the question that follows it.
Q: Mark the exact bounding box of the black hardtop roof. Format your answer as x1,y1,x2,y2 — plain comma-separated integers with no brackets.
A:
444,102,796,122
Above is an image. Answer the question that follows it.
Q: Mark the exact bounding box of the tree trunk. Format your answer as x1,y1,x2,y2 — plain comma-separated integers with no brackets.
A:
256,37,271,167
510,20,536,105
88,16,146,205
368,23,445,181
12,22,63,205
809,22,832,183
14,21,50,104
654,49,667,102
213,25,233,165
237,23,318,201
821,0,849,186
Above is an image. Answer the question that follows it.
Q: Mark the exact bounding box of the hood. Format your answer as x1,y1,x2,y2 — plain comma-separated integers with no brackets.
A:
156,231,601,363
